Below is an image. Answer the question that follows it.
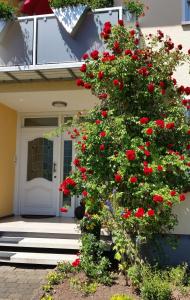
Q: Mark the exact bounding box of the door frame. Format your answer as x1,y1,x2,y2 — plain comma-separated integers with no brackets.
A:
14,112,77,217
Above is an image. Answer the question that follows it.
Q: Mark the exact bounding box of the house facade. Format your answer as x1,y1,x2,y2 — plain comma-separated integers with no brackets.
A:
0,0,190,238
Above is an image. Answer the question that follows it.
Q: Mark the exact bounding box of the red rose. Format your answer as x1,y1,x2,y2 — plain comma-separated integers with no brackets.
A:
143,167,153,175
185,87,190,95
135,208,144,218
82,190,88,197
147,83,155,93
80,64,87,72
125,49,132,56
145,141,151,147
170,190,176,196
81,144,86,152
99,131,106,137
159,81,165,88
157,165,163,171
134,38,139,45
101,111,108,118
179,194,186,201
115,173,122,183
82,174,87,181
84,83,91,89
60,207,68,213
140,117,149,124
66,178,76,187
130,176,138,183
144,150,151,156
178,44,182,50
187,130,190,135
82,53,89,60
72,258,80,267
131,54,138,60
153,194,164,203
79,167,87,173
147,209,155,217
113,79,119,86
95,119,102,125
82,135,87,141
76,79,84,86
130,29,136,36
167,201,173,207
155,119,165,128
146,128,153,135
126,149,136,160
98,71,104,80
73,158,80,167
166,122,175,129
118,19,124,26
100,144,105,151
122,209,131,219
99,93,108,99
90,50,99,60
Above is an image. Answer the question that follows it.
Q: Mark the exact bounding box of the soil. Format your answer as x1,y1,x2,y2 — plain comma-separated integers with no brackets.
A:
38,272,190,300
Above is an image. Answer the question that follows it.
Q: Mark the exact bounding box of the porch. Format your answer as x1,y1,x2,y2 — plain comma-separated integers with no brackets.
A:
0,216,110,265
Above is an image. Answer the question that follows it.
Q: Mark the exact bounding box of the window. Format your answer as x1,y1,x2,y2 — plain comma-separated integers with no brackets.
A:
182,0,190,22
24,117,58,127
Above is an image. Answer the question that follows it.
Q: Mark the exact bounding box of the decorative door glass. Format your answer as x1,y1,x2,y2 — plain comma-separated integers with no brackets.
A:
63,140,72,206
27,138,53,181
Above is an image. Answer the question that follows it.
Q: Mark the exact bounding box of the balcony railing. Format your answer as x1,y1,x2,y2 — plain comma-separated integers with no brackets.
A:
0,7,134,82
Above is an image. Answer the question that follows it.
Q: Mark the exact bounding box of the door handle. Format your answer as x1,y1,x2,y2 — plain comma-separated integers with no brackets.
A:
53,162,57,173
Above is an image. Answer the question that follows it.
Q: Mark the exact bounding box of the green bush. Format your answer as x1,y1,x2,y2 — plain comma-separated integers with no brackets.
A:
0,2,15,20
127,264,142,288
49,0,113,9
141,273,172,300
80,233,112,285
110,294,135,300
168,264,188,287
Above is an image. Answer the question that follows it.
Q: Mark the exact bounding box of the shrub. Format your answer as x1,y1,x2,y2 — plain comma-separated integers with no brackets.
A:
49,0,113,9
0,2,15,20
110,295,135,300
141,273,172,300
124,0,144,17
80,233,112,285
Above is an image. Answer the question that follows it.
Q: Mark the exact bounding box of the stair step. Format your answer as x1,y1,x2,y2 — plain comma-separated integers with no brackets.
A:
0,237,81,250
0,251,78,265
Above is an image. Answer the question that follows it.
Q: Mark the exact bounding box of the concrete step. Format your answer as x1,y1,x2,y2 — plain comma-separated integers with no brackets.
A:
0,236,81,250
0,251,78,265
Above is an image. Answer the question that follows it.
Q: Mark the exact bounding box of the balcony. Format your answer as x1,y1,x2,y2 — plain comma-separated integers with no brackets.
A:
0,7,133,82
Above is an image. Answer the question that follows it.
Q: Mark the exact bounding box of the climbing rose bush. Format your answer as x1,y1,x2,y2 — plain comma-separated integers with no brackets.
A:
60,20,190,263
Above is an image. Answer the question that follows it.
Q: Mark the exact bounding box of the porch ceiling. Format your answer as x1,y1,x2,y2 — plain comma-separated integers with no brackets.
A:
0,81,98,113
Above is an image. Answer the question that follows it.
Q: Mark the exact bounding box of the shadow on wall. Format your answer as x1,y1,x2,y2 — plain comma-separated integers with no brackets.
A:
140,0,181,28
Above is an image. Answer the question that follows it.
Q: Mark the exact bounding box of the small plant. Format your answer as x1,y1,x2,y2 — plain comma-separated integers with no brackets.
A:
47,271,63,285
42,284,53,293
80,214,101,237
0,2,15,20
57,261,75,274
41,296,53,300
127,264,142,288
80,233,112,285
141,272,172,300
124,0,144,17
70,277,98,295
49,0,113,10
110,295,135,300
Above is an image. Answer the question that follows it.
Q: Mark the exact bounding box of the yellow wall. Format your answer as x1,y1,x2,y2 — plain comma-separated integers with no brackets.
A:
0,103,17,217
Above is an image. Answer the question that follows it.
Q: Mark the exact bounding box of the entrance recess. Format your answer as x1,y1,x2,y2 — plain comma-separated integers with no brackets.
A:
19,129,59,216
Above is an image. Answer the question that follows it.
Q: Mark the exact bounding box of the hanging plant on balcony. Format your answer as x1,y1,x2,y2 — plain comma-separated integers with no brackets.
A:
49,0,113,36
0,2,15,43
124,0,145,17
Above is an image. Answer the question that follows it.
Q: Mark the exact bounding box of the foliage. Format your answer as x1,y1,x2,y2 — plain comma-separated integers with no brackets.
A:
58,18,190,270
110,295,135,300
69,277,98,295
46,271,63,285
0,2,15,20
124,0,144,17
41,296,53,300
49,0,113,9
57,261,76,274
80,233,113,285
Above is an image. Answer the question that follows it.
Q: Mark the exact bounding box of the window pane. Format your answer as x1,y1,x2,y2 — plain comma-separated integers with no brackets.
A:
24,117,58,127
63,140,72,207
27,138,53,181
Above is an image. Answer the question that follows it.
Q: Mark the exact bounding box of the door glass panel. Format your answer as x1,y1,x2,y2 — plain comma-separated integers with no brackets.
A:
63,140,72,207
27,138,53,181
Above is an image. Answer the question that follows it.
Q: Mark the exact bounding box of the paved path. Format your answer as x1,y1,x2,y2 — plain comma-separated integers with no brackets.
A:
0,265,52,300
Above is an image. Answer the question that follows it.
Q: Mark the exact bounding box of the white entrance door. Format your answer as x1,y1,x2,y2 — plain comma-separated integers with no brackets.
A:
19,129,59,216
60,132,78,218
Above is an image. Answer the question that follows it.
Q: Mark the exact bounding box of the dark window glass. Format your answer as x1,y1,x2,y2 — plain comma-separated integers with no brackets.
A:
27,138,53,181
63,140,72,206
24,118,58,127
